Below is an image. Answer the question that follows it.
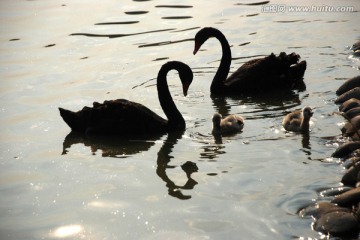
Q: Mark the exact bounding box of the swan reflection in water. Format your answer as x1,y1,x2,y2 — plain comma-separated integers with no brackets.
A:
62,131,198,200
210,90,303,119
62,131,165,157
156,131,198,200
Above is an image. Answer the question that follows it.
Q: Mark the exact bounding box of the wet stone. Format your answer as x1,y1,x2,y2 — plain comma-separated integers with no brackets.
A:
341,162,360,186
320,187,353,197
335,87,360,104
332,187,360,207
352,149,360,157
343,156,360,169
332,142,360,158
352,41,360,52
342,162,360,186
336,75,360,96
314,211,358,235
339,98,360,112
351,115,360,129
344,107,360,119
300,202,350,219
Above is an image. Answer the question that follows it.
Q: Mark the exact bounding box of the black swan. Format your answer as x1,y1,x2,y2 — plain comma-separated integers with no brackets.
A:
212,112,244,135
193,27,307,94
282,107,313,132
59,61,193,135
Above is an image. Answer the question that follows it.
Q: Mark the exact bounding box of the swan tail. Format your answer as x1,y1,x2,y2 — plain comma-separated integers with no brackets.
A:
237,119,244,131
291,60,307,77
59,107,87,132
288,60,307,90
276,52,306,77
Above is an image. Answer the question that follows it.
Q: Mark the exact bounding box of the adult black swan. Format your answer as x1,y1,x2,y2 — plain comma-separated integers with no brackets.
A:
59,61,193,135
193,27,307,94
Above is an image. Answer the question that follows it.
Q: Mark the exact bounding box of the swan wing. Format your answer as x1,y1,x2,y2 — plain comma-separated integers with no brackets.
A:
220,115,244,133
282,110,302,131
89,99,167,134
224,53,306,92
60,99,167,134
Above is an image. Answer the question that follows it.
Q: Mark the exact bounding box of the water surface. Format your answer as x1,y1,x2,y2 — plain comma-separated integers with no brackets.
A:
0,0,359,239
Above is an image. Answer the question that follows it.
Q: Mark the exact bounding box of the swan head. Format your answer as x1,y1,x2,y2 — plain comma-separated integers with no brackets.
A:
177,63,193,96
212,113,223,135
162,61,193,97
302,107,313,119
212,112,222,126
194,27,215,55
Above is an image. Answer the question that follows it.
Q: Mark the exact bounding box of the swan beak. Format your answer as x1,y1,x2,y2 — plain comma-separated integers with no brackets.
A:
183,83,190,96
193,42,200,55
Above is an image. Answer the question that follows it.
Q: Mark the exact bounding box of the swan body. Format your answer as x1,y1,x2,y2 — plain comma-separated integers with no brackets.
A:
59,61,193,135
193,27,307,94
212,112,244,135
282,107,313,132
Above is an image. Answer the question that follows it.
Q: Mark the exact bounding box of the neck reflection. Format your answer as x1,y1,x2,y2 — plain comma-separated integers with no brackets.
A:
156,131,198,200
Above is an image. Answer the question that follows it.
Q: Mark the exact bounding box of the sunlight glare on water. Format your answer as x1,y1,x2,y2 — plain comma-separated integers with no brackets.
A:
50,224,84,238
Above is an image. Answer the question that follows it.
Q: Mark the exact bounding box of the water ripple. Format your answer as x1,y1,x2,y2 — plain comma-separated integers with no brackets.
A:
244,13,259,17
152,57,169,62
70,28,175,38
239,42,251,46
155,5,193,8
162,16,193,20
171,27,200,33
137,38,193,48
124,11,149,15
95,21,139,25
274,19,305,23
234,1,269,6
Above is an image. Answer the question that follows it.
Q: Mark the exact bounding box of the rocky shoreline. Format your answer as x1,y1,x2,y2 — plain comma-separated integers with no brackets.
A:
299,75,360,238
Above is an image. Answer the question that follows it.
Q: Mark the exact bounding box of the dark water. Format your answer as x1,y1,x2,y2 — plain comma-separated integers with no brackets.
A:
0,0,359,239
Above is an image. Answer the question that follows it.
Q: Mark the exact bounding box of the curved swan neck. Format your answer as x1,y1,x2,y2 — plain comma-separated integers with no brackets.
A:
157,63,185,130
300,116,311,131
211,29,232,93
300,108,312,131
212,123,221,134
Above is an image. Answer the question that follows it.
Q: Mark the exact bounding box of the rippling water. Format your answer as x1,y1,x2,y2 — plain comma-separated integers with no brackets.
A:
0,0,359,239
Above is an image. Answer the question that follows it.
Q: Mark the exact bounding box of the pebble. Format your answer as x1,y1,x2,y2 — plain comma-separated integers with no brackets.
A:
343,156,360,169
314,211,358,235
331,141,360,158
352,41,360,52
339,98,360,112
336,75,360,96
335,87,360,104
301,202,350,219
344,106,360,119
299,76,360,237
332,187,360,207
342,162,360,186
